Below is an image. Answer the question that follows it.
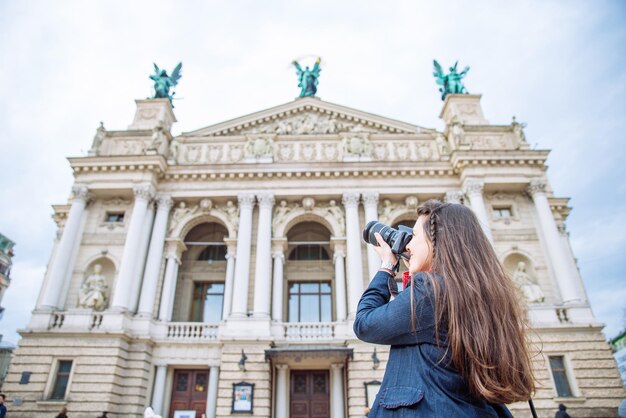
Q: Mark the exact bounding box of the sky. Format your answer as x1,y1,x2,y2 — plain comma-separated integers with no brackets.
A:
0,1,624,345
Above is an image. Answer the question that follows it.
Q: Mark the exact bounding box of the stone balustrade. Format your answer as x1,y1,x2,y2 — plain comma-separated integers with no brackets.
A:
282,322,336,340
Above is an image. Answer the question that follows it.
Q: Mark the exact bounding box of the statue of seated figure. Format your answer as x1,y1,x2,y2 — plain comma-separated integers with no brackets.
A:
512,261,544,304
78,264,108,311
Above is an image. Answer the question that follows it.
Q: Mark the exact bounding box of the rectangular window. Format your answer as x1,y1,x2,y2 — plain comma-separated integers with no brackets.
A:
493,207,512,219
50,360,73,400
288,282,332,322
105,212,125,223
549,356,573,397
191,282,224,323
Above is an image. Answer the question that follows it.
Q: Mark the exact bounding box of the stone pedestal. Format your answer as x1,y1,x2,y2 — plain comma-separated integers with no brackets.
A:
439,94,488,125
128,99,177,131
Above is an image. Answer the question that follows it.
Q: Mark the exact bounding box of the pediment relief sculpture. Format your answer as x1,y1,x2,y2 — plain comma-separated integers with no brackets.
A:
245,135,275,159
273,200,345,237
228,111,392,137
341,133,373,158
168,200,239,237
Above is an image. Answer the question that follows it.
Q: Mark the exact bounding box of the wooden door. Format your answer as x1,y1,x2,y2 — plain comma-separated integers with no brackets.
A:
290,370,330,418
169,369,208,418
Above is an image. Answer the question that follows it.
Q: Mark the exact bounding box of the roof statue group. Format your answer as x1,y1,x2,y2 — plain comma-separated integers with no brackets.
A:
148,58,470,103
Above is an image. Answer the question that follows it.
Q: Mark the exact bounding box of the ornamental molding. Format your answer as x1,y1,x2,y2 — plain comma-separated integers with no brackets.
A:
169,200,239,238
378,199,416,226
273,200,345,238
528,179,548,195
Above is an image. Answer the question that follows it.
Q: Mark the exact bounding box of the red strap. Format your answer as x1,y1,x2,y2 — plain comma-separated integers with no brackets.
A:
402,271,411,289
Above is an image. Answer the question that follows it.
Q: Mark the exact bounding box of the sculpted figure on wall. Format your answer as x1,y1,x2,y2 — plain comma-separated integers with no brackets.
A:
435,133,450,154
512,261,544,304
89,122,106,155
78,264,108,311
169,201,198,233
449,120,465,147
168,139,180,162
325,200,345,233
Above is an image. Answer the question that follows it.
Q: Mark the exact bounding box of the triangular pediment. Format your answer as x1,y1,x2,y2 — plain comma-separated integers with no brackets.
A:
183,97,420,137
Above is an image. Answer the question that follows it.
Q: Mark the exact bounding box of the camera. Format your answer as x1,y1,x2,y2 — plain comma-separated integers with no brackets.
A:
362,221,413,260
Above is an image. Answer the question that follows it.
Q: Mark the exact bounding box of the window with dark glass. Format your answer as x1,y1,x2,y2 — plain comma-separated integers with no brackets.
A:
197,245,227,264
105,212,125,223
288,282,332,322
493,207,512,219
549,356,573,397
288,244,330,260
50,360,72,400
191,282,224,322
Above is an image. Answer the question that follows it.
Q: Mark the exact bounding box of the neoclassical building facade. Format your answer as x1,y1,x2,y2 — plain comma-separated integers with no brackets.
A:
4,94,624,417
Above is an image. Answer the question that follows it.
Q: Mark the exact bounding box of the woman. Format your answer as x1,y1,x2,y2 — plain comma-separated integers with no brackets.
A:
354,200,535,417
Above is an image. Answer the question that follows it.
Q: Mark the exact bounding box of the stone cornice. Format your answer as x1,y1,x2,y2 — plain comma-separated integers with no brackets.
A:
450,149,549,173
68,155,168,175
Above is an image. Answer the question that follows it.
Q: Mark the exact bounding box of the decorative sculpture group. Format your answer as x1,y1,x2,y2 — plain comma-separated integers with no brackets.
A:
78,264,108,311
512,261,545,304
145,57,470,103
292,57,322,97
149,62,182,105
432,60,470,100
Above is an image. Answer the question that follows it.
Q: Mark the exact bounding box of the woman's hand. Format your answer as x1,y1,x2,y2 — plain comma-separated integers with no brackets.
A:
373,232,398,266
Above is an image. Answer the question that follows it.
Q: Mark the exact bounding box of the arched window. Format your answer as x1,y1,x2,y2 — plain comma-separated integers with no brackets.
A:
285,222,334,322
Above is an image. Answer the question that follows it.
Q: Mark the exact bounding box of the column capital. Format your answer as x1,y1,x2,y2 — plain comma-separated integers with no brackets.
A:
463,179,484,195
155,194,174,210
342,192,361,207
276,364,289,371
528,178,548,196
165,238,187,262
333,251,346,262
71,185,92,203
257,193,275,208
361,192,379,207
133,184,156,201
444,190,464,204
330,363,344,370
238,193,256,209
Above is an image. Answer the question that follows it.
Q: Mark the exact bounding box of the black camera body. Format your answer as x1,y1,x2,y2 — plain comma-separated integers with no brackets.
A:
362,220,413,260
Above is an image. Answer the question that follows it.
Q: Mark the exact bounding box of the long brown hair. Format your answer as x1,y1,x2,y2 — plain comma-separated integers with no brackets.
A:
412,199,535,404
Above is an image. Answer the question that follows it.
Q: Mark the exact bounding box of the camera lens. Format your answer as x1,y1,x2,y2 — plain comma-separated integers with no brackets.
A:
362,221,412,260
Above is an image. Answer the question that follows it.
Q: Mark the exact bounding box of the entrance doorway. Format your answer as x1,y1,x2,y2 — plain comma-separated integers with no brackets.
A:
169,369,208,418
290,370,330,418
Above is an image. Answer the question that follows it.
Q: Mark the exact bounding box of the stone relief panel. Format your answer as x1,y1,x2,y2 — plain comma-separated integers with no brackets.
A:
168,199,239,237
273,199,345,237
378,197,418,226
172,137,441,165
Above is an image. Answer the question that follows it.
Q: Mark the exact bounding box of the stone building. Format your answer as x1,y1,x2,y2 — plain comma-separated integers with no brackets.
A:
3,92,625,418
0,233,16,386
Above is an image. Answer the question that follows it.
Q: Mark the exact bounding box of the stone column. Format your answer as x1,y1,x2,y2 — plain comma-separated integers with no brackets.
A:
342,192,364,318
271,240,287,321
444,190,464,204
333,247,347,321
112,184,155,311
129,201,155,313
230,194,256,318
138,195,174,317
221,239,237,319
463,180,493,242
39,185,91,310
205,366,219,418
151,364,167,415
157,239,186,321
528,179,580,303
362,192,380,279
275,364,289,418
330,364,345,418
253,193,275,318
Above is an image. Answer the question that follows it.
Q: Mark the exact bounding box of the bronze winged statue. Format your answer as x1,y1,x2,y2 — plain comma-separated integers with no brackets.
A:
433,60,470,100
149,62,182,106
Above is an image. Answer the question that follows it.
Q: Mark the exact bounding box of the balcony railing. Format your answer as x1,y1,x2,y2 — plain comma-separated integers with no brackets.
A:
166,322,219,341
283,322,336,340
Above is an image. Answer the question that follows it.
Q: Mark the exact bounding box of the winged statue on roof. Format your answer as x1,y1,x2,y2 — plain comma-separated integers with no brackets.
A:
433,60,470,100
292,57,322,97
149,62,182,106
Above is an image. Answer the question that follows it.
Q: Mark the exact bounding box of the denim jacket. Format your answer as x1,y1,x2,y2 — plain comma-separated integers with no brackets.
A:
354,270,513,418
